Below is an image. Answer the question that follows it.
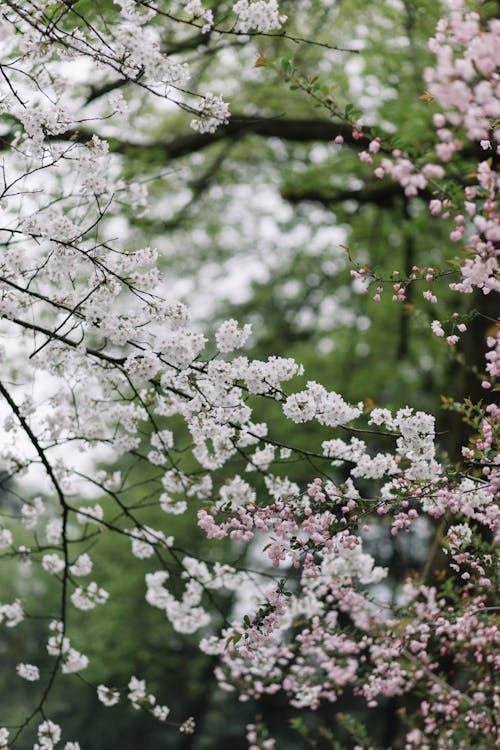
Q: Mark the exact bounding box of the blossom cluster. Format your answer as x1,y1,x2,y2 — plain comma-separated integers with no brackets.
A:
233,0,287,33
350,0,500,337
0,0,497,748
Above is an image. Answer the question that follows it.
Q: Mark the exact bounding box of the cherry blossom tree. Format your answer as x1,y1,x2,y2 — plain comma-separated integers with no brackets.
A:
0,1,498,749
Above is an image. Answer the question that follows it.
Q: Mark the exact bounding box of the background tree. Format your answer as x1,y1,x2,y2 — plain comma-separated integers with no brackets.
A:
0,1,498,749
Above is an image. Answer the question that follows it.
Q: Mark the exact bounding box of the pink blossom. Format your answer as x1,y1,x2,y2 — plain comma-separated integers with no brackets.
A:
431,320,445,337
429,199,442,216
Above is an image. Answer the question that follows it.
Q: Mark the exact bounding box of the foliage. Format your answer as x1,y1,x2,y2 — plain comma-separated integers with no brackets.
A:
0,1,498,750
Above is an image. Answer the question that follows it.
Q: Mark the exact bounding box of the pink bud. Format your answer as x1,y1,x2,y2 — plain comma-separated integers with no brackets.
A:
359,151,373,164
429,199,442,216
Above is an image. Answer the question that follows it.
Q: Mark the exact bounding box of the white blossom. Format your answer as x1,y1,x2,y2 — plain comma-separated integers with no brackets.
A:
199,635,226,655
69,554,93,577
0,529,12,548
45,519,63,544
130,526,173,559
76,504,104,527
232,0,287,33
128,676,147,708
215,319,252,353
152,704,170,721
190,93,230,133
62,648,89,674
318,539,388,585
16,663,40,681
447,523,473,548
0,600,24,628
37,720,61,749
283,391,317,423
21,497,45,529
71,582,109,611
97,684,120,707
46,622,89,673
42,554,65,575
184,0,214,33
219,475,256,508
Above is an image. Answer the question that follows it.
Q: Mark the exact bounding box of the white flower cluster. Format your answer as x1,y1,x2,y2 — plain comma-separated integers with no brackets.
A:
47,621,88,674
219,475,256,508
77,136,111,197
70,582,109,611
145,558,247,642
181,556,246,591
97,684,120,707
16,663,40,681
318,538,388,586
114,0,156,24
322,437,399,479
190,93,230,133
23,210,79,243
17,105,72,152
199,635,226,655
30,720,80,750
21,497,45,529
0,528,13,548
159,469,213,513
159,330,207,368
284,382,363,427
395,409,436,480
446,523,472,549
246,443,275,471
113,24,189,87
46,519,63,545
146,353,310,481
127,676,170,720
369,407,437,480
1,1,495,744
184,0,214,33
128,676,146,708
148,428,175,466
42,554,65,575
70,554,93,577
35,720,61,750
0,600,24,628
232,0,287,33
215,319,252,353
124,350,162,382
129,526,174,559
76,504,104,528
264,474,300,500
146,571,211,633
159,493,187,515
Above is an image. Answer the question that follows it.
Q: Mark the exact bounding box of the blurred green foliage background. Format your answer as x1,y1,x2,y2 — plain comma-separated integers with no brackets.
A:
1,0,487,747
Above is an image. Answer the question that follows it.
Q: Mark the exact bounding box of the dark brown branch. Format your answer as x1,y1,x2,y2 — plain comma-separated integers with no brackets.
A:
123,117,372,159
0,116,371,159
281,181,415,208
